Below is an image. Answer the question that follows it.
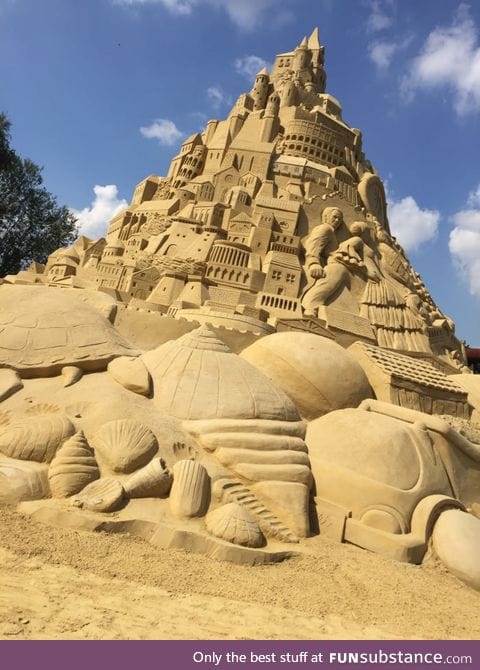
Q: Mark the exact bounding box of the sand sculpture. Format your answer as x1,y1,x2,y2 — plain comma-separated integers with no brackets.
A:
2,29,480,589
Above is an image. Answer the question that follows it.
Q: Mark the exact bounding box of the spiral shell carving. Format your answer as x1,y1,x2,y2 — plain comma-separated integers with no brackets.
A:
205,503,265,548
0,414,75,463
91,419,158,473
48,430,99,498
169,459,210,518
124,458,172,499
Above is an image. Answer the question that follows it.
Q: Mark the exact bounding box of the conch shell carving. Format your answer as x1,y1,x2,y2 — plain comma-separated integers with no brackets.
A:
48,430,99,498
124,458,173,499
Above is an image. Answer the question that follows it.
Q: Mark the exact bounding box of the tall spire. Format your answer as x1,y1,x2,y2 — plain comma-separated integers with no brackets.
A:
308,27,321,50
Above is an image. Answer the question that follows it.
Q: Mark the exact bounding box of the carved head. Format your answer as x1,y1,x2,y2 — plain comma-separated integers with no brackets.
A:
351,221,374,245
322,207,343,230
350,221,367,236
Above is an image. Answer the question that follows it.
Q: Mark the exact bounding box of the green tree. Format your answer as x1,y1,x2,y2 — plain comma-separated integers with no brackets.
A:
0,113,78,277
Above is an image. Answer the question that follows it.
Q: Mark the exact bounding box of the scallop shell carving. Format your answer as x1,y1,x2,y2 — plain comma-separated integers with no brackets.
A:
124,458,172,499
206,503,265,548
0,414,75,463
73,477,124,512
169,459,210,518
92,419,158,473
48,430,99,498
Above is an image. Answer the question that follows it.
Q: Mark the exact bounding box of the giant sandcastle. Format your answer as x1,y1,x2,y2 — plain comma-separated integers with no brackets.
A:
2,30,480,590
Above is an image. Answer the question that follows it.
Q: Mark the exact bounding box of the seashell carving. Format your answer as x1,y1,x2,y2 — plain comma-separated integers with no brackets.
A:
91,419,158,473
0,414,75,463
213,478,299,544
206,503,265,548
124,458,172,499
73,477,124,512
48,430,99,498
169,459,210,518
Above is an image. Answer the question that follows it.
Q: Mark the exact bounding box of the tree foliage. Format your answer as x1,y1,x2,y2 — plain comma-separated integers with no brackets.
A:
0,113,78,277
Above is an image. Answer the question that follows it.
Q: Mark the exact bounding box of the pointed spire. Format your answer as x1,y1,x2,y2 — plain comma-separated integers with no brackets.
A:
308,27,320,50
257,67,269,76
299,36,308,49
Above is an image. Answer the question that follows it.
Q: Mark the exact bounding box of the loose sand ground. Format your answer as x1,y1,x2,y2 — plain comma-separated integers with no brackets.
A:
1,504,479,640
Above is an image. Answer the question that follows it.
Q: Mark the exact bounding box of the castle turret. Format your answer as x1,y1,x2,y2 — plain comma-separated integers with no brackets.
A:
281,80,298,108
250,68,270,111
261,92,281,142
294,36,309,72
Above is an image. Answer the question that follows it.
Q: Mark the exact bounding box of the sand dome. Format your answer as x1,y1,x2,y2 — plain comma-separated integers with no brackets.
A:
240,332,372,420
142,326,300,422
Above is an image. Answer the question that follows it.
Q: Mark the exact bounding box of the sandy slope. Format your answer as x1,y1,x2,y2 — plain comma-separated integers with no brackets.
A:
0,505,479,640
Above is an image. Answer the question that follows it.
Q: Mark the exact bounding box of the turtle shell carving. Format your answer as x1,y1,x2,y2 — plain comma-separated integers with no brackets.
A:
0,285,138,377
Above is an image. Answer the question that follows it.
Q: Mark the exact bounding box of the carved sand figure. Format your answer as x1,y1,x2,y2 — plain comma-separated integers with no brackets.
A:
300,207,374,315
1,29,480,594
0,285,138,387
351,222,431,352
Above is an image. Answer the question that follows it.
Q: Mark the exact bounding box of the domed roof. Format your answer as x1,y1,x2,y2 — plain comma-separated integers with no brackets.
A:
142,326,300,422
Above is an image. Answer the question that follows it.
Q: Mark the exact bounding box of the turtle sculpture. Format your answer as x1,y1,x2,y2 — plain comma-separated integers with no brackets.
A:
0,285,139,392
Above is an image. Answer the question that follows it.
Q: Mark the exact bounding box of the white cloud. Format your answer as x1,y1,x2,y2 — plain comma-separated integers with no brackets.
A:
368,41,398,70
234,55,271,79
387,194,439,252
368,35,412,70
112,0,281,30
467,184,480,207
71,185,128,239
450,185,480,297
140,118,184,145
209,0,277,31
366,0,394,33
401,4,480,115
112,0,196,14
207,85,230,110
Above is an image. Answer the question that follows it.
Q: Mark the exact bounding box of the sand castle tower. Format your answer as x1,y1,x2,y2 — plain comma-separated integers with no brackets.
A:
11,27,466,374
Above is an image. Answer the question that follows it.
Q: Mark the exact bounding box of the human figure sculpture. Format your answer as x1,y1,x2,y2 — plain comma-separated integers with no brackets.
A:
301,207,345,316
354,222,430,352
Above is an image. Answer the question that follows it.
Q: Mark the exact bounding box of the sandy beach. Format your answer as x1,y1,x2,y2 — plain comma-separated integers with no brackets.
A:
1,503,479,641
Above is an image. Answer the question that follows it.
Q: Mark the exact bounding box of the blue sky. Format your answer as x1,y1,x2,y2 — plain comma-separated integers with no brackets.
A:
1,0,480,344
